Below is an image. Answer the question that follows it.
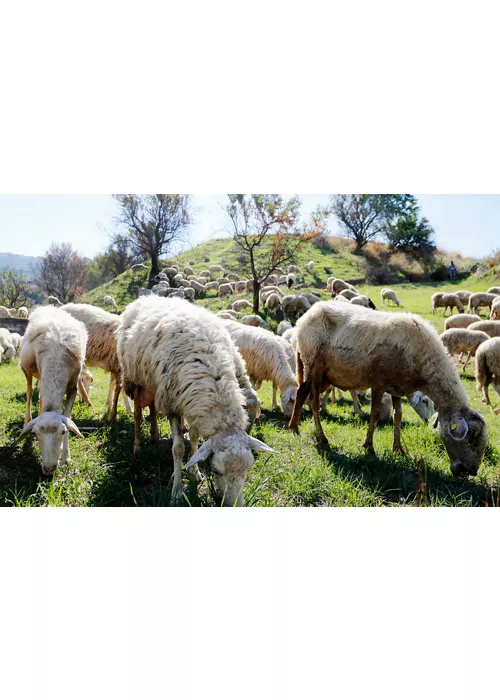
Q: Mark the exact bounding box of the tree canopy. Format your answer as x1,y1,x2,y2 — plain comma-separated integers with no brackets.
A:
35,243,87,303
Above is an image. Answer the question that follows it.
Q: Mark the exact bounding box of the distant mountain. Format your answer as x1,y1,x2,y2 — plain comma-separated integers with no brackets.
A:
0,252,42,276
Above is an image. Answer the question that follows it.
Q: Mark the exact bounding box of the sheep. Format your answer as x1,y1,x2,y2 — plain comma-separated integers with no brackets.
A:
173,273,185,287
334,295,351,304
198,277,207,286
279,276,288,285
381,288,400,307
209,265,225,278
282,295,311,321
468,292,499,315
138,288,153,297
350,295,376,310
216,277,231,285
330,279,359,296
219,283,234,297
178,279,192,289
155,273,169,283
116,296,272,506
217,312,239,321
487,287,500,295
200,270,211,280
490,298,500,321
475,337,500,414
377,391,436,423
17,306,29,319
0,305,12,317
260,286,285,300
77,366,94,406
163,288,185,299
277,321,292,336
444,314,481,331
234,281,248,294
286,273,296,289
0,328,16,362
170,265,179,273
10,332,22,355
227,273,240,282
223,320,298,418
131,263,148,272
217,310,244,319
17,307,87,474
103,295,118,312
246,280,255,292
281,328,295,343
306,261,315,273
231,299,253,312
241,315,270,329
440,328,490,370
468,321,500,338
456,290,472,303
265,293,281,312
289,302,488,477
288,265,303,276
161,267,178,280
187,275,199,282
47,296,63,306
301,294,321,306
190,280,206,298
183,287,195,302
265,275,279,287
184,266,195,277
339,289,358,301
431,293,465,315
152,284,168,296
62,303,132,422
204,281,218,294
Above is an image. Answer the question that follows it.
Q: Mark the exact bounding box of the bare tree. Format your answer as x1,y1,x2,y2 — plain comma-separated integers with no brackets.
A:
113,195,193,286
226,194,327,314
35,243,87,303
0,267,30,308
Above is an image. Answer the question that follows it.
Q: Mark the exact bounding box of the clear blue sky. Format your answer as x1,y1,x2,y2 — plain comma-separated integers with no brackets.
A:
0,195,498,259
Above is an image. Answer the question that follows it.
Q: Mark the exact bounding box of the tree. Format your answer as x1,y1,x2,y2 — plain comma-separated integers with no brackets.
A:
35,242,87,303
0,267,30,308
386,214,436,260
85,235,139,291
226,194,327,314
113,194,193,286
330,194,418,252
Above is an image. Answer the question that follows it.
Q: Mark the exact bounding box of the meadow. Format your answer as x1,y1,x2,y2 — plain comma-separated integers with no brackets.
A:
1,241,500,507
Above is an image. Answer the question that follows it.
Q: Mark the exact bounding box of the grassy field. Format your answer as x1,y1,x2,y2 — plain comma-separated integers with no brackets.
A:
2,266,500,506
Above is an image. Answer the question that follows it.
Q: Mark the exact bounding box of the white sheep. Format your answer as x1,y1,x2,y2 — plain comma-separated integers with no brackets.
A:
288,265,303,276
183,287,195,302
306,261,315,273
329,279,359,296
265,293,281,312
440,328,490,369
490,298,500,321
290,302,488,477
17,307,87,474
205,281,219,294
173,273,185,287
339,289,358,301
350,295,376,310
468,292,499,315
103,295,118,312
0,306,12,317
381,288,400,307
234,281,248,294
241,315,270,329
468,320,500,338
277,321,292,336
17,306,29,319
444,314,481,331
475,337,500,414
223,320,298,417
190,280,206,298
377,391,435,423
456,290,472,303
131,263,148,272
10,332,23,355
200,269,211,279
231,300,253,312
216,277,231,285
432,293,465,315
281,295,311,320
0,328,16,362
209,265,225,278
219,283,234,297
487,287,500,295
116,296,273,506
228,273,240,282
184,266,195,277
286,273,296,289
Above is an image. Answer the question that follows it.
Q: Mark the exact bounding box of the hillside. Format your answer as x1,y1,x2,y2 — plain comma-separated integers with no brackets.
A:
0,252,42,275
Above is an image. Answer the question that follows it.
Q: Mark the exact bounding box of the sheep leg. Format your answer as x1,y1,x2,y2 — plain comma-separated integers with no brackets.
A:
106,375,115,408
170,417,186,505
289,377,313,434
149,403,158,443
483,383,492,409
462,352,472,371
23,370,33,425
187,425,203,484
350,391,365,417
272,384,279,411
310,381,329,447
363,388,384,453
391,397,404,454
61,387,78,464
133,393,143,457
78,378,91,407
123,393,133,415
108,372,121,423
321,386,332,412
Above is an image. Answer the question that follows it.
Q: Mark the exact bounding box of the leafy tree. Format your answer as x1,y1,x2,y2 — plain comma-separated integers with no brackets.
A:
85,235,140,290
329,194,418,252
226,194,327,313
35,242,87,303
386,214,436,260
113,194,193,286
0,267,30,308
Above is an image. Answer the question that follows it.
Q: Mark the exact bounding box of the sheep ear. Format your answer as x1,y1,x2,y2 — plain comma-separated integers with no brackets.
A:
410,394,420,408
62,417,84,438
247,437,275,454
184,440,213,469
448,416,469,441
17,418,38,442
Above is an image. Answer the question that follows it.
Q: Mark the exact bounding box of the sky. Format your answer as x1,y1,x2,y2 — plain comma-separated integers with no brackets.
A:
0,194,498,260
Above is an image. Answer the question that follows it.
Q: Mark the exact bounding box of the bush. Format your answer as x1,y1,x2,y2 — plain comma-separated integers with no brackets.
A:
359,257,401,285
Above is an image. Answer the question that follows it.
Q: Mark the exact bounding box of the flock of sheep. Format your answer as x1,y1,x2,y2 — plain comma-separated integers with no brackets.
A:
1,261,499,506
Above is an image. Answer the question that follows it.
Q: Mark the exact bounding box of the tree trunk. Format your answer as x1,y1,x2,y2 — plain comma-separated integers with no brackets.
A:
253,280,260,315
149,254,160,288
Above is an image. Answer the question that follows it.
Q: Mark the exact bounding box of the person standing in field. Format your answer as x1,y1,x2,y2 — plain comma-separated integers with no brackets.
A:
448,260,457,281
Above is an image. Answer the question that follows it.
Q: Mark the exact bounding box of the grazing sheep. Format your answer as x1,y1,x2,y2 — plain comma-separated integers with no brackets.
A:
288,265,303,276
170,265,179,273
116,296,273,506
290,302,488,477
219,283,234,297
152,284,168,296
178,279,192,289
306,261,315,273
490,298,500,321
286,273,296,289
265,293,281,311
381,288,400,307
209,265,225,278
468,320,500,338
475,337,500,414
155,273,169,283
277,321,292,336
231,299,253,312
339,289,358,301
183,288,195,302
103,295,118,312
246,280,255,292
0,306,12,317
224,320,298,418
241,315,270,329
301,294,321,306
234,281,248,294
190,280,206,298
138,288,153,297
205,281,219,294
468,292,500,315
17,306,29,319
217,312,239,321
200,270,211,279
0,328,16,361
440,328,490,369
487,287,500,295
330,279,359,296
456,290,473,303
377,392,435,423
444,314,481,331
279,276,288,285
264,275,279,287
10,332,22,355
184,266,195,277
62,303,131,422
216,278,231,286
260,286,285,301
131,263,148,272
18,307,87,474
334,295,351,304
228,273,240,282
47,296,63,307
173,273,185,287
282,295,312,320
350,295,376,310
161,267,178,280
431,293,465,315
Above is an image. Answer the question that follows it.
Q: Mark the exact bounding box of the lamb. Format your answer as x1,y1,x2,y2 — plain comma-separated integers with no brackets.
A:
241,315,270,329
431,293,465,315
487,287,500,295
468,320,500,338
209,265,225,278
440,328,490,370
306,261,315,273
62,303,132,422
289,302,488,477
219,283,234,297
265,293,281,311
116,296,272,506
0,328,16,361
17,306,29,319
184,266,195,277
456,290,472,303
0,306,12,317
231,300,253,312
490,298,500,321
282,295,311,320
131,263,148,272
381,288,400,307
339,289,358,301
223,320,298,418
103,295,118,312
17,307,87,474
277,321,292,336
444,314,481,331
350,295,376,310
47,296,63,306
475,337,500,414
286,273,296,289
468,292,499,314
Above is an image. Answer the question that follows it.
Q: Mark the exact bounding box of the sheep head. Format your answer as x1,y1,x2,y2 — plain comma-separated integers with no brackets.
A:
281,386,297,418
439,407,488,477
18,412,83,475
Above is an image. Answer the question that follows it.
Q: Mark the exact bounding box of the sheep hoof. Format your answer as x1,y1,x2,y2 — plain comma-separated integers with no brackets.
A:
317,437,330,449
